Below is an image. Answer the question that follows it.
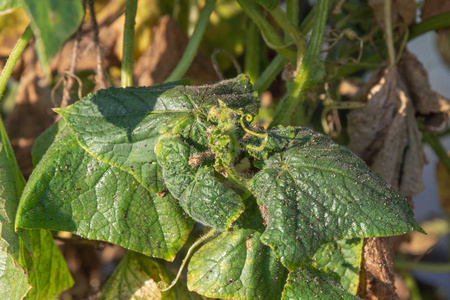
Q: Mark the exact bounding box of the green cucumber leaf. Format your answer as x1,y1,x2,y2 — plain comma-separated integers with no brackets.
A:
22,0,84,74
249,127,421,269
31,120,66,166
56,75,259,192
187,207,288,300
1,120,73,298
0,250,30,300
281,264,359,300
0,138,23,257
16,127,194,261
19,229,74,300
100,251,202,300
311,238,363,294
155,135,244,230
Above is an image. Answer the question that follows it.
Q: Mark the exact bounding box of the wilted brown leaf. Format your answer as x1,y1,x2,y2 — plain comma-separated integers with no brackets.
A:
348,67,425,197
134,15,219,86
368,0,416,29
398,51,450,116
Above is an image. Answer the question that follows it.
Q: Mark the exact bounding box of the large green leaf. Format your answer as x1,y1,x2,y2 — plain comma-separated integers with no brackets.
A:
187,207,288,300
22,0,83,74
1,120,73,298
281,264,359,300
100,251,202,300
20,229,74,300
249,127,421,269
31,120,65,166
0,131,30,300
311,238,363,294
16,127,194,260
155,135,244,230
0,250,29,300
57,75,259,192
0,136,23,257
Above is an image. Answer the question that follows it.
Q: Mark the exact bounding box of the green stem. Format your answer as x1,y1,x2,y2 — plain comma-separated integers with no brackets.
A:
252,6,316,94
384,0,395,67
395,260,450,272
269,6,306,63
121,0,138,88
0,26,31,194
0,25,33,101
299,6,315,34
334,11,450,79
158,228,217,292
253,54,287,94
423,131,450,173
286,0,299,25
237,0,296,63
270,0,330,127
244,21,260,84
187,0,200,37
409,12,450,41
165,0,216,82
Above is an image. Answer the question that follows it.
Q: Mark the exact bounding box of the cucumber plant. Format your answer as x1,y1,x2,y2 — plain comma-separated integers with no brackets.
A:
13,75,419,299
1,0,441,299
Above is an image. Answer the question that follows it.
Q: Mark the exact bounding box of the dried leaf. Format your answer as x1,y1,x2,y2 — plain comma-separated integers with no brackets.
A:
398,51,450,116
133,15,218,86
368,0,416,28
348,68,425,197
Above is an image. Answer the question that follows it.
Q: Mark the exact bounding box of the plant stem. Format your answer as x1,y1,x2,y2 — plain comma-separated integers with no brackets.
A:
158,228,217,291
269,6,306,65
121,0,138,88
244,21,260,84
286,0,299,25
270,0,330,128
0,25,32,194
423,131,450,173
299,6,315,34
187,0,200,37
384,0,395,67
0,25,33,101
165,0,216,82
409,12,450,41
252,6,316,94
334,11,450,79
237,0,296,63
395,260,450,272
253,54,286,93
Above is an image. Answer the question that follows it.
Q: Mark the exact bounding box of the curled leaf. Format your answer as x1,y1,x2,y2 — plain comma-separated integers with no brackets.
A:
348,68,426,196
155,135,244,230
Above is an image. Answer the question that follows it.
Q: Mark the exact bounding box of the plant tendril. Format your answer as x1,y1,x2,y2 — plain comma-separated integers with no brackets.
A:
158,228,217,292
240,114,268,151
